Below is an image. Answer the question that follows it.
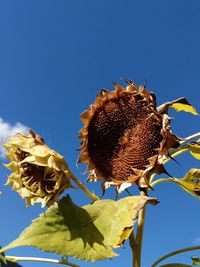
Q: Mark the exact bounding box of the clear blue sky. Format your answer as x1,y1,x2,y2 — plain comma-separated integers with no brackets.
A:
0,1,200,267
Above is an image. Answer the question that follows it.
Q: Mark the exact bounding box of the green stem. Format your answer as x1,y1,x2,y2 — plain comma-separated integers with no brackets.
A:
149,132,200,187
150,178,175,188
165,146,188,165
68,169,99,201
132,192,146,267
164,131,200,165
180,132,200,144
159,264,192,267
149,173,156,185
5,255,80,267
150,246,200,267
129,231,136,267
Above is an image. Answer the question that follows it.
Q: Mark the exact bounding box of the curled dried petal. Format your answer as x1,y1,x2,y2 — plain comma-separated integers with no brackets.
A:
4,130,72,207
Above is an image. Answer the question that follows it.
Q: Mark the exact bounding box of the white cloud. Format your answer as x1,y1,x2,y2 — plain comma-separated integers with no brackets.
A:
0,118,28,158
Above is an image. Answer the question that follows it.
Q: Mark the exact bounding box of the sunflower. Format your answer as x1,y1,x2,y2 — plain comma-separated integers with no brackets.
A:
78,80,180,193
4,130,72,207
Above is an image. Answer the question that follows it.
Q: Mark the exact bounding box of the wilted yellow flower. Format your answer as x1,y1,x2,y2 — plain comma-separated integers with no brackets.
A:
78,80,181,193
4,130,72,207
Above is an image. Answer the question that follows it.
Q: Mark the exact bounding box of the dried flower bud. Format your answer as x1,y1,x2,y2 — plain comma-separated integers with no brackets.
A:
4,131,72,207
78,81,180,193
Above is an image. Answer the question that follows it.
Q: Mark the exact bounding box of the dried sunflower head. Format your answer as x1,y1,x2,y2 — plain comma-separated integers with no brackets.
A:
78,81,180,193
4,130,72,207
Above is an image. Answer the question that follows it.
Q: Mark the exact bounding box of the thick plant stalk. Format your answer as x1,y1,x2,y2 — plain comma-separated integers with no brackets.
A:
132,191,146,267
129,232,136,267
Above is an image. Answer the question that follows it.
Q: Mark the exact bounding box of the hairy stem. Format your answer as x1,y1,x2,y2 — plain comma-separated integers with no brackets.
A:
159,264,192,267
68,169,99,201
180,132,200,144
150,246,200,267
150,177,175,188
5,255,80,267
164,131,200,165
168,146,188,160
129,231,136,266
132,192,146,267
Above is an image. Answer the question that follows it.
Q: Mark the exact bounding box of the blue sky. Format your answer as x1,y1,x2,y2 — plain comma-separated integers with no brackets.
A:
0,1,200,266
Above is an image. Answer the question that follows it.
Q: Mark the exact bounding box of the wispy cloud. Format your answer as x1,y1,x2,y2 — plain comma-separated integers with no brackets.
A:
0,118,28,158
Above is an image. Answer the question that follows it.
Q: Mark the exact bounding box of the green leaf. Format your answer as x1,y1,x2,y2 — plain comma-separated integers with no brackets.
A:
191,256,200,265
188,143,200,160
158,98,198,115
1,195,150,262
174,169,200,200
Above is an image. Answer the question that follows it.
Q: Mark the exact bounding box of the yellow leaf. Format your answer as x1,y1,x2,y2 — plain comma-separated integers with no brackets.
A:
171,102,198,115
114,226,133,248
157,97,198,115
174,168,200,200
188,143,200,160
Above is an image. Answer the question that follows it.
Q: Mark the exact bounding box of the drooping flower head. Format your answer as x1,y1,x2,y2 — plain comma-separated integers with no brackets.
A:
78,81,180,193
4,130,72,207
